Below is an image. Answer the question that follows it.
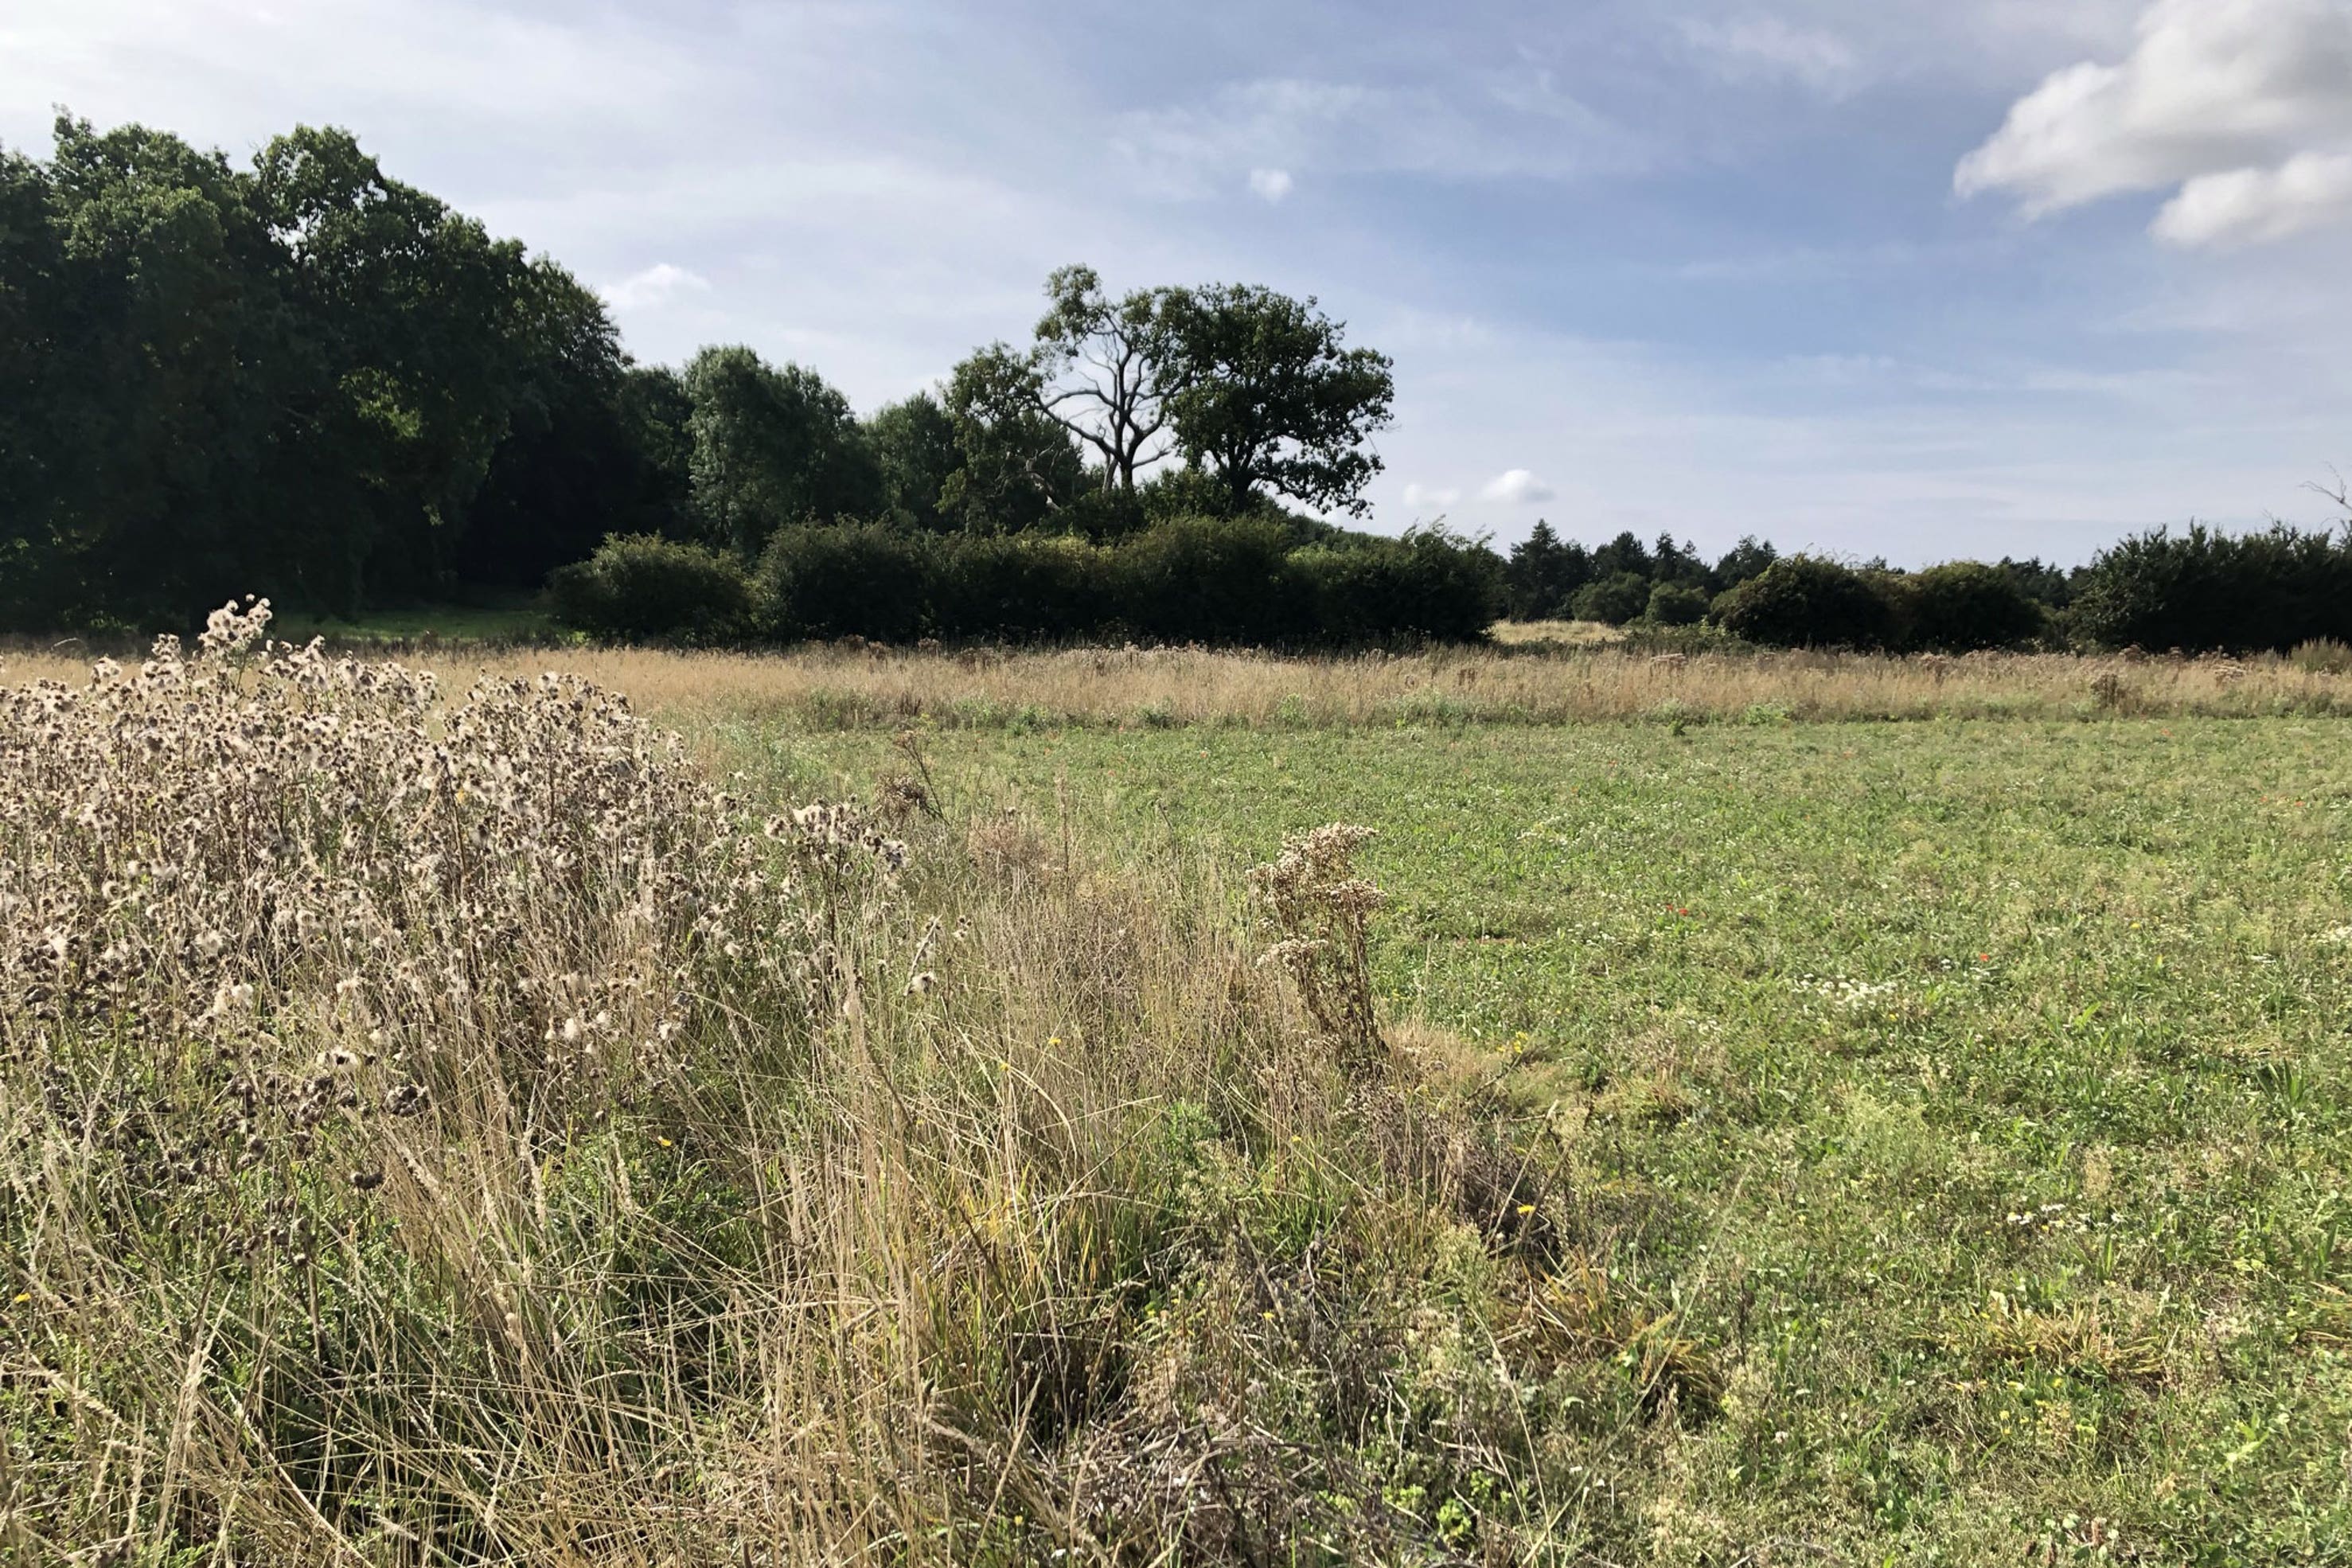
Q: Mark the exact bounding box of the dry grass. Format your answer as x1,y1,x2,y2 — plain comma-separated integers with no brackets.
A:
12,630,2349,731
0,609,1638,1563
356,642,2352,729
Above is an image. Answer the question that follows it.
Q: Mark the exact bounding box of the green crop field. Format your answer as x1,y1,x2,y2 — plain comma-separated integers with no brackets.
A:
740,715,2352,1561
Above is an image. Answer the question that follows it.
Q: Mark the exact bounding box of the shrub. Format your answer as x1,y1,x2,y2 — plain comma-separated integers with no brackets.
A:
1052,487,1149,542
2069,523,2352,653
548,533,755,642
756,521,936,642
1644,582,1709,626
1109,513,1304,644
1570,571,1652,626
1293,525,1500,645
1711,556,1895,649
1902,561,2045,652
929,532,1111,642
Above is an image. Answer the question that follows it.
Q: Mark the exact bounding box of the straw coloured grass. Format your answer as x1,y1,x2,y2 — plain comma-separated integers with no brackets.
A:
10,637,2332,732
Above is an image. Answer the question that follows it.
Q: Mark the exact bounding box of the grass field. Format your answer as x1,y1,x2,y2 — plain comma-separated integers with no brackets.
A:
741,716,2352,1560
4,635,2348,1564
263,600,558,646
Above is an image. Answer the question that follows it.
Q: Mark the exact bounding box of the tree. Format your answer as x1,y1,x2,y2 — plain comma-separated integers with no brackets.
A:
1571,572,1651,626
940,346,1089,532
1031,265,1176,493
864,391,963,532
34,117,299,620
682,346,881,555
1156,283,1394,517
1713,536,1777,593
1589,530,1652,582
1903,562,2046,651
1646,581,1709,626
1502,521,1593,618
1712,556,1896,649
454,265,643,589
2068,524,2352,653
255,124,576,607
1652,534,1708,587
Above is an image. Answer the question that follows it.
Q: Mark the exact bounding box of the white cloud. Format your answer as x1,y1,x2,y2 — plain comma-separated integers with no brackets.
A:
1680,15,1862,96
1479,468,1558,504
1247,166,1294,202
1401,482,1461,509
2153,149,2352,246
599,262,712,310
1956,0,2352,246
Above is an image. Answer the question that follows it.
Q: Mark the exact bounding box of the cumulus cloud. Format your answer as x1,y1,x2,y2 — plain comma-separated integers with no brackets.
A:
1479,468,1557,504
1247,166,1294,202
1401,482,1461,509
1956,0,2352,246
2152,150,2352,246
600,262,712,310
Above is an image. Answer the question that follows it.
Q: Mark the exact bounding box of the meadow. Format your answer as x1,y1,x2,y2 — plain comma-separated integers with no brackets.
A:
2,629,2348,1564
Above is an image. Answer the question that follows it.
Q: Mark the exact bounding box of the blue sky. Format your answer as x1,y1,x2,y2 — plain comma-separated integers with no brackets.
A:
9,0,2351,564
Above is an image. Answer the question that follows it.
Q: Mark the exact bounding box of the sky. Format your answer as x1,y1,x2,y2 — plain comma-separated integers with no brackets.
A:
7,0,2352,565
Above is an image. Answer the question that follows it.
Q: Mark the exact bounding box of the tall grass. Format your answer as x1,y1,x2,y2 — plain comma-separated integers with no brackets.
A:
0,607,1621,1563
12,637,2346,731
472,642,2346,729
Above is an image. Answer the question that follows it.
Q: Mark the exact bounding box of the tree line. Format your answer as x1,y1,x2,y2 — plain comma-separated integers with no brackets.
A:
6,113,2347,654
1,114,1422,637
1497,515,2352,655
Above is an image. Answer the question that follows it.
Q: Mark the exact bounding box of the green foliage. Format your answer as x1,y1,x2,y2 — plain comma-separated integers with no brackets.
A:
1293,526,1501,645
2069,523,2352,652
864,390,965,534
1570,571,1652,626
682,346,881,556
1157,282,1395,517
1714,534,1778,591
755,521,935,642
1109,513,1301,643
1502,521,1593,618
1712,555,1897,648
1644,580,1710,626
547,533,752,642
1,113,638,626
927,532,1110,640
939,342,1090,532
1905,560,2048,651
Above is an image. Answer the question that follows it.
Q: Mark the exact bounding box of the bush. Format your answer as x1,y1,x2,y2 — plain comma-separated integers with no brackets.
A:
1711,556,1895,649
1570,571,1652,626
1644,582,1709,626
548,533,755,642
1903,561,2045,652
1109,514,1304,644
930,532,1111,641
2069,524,2352,653
756,521,936,642
1293,526,1500,645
